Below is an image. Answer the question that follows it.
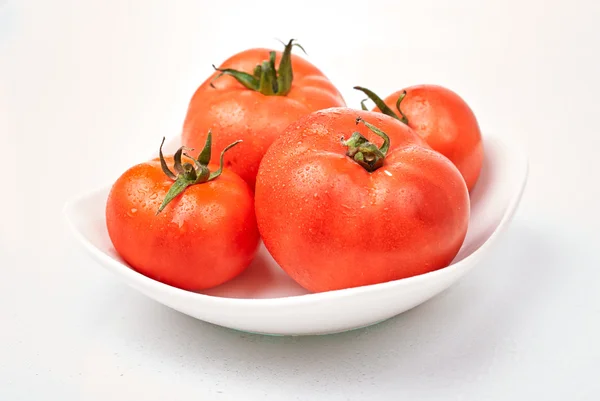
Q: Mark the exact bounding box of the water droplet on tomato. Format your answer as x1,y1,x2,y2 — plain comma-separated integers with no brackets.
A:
149,193,158,200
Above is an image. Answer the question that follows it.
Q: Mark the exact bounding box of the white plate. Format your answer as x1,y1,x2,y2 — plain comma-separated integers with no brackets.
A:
64,134,528,336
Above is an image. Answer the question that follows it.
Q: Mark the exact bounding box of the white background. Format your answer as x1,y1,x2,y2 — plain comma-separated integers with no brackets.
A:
1,0,599,400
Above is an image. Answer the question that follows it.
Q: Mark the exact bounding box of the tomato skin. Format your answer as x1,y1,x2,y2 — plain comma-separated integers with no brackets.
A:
255,108,469,293
106,157,259,291
376,85,483,191
182,48,346,189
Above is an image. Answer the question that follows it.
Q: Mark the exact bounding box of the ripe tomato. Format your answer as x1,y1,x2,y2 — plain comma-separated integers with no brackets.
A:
255,108,469,293
182,40,346,189
106,134,259,291
355,85,484,191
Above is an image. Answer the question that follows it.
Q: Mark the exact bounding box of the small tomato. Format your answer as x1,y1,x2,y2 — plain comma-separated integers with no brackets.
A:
182,40,346,189
106,134,259,291
355,85,484,191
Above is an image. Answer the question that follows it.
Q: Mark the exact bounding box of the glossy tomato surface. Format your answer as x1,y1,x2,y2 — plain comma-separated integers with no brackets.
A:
182,48,346,189
377,85,483,191
255,108,469,293
106,156,259,291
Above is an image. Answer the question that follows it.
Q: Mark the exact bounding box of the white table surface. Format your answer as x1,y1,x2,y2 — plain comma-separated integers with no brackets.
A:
2,0,599,399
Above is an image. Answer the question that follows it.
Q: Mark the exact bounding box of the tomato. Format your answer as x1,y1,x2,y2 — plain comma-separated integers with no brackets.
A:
106,134,259,291
355,85,484,191
182,40,346,190
255,108,469,293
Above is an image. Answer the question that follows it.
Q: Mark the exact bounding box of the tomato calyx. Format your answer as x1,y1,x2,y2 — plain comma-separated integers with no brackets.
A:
341,117,391,172
354,86,409,125
156,131,241,214
210,39,306,96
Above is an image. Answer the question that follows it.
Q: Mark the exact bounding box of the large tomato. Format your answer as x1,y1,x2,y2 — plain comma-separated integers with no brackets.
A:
355,85,484,191
255,108,469,293
182,40,345,189
106,134,259,291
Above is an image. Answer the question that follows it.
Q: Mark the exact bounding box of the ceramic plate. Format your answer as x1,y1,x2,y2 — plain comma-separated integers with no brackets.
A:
64,134,528,335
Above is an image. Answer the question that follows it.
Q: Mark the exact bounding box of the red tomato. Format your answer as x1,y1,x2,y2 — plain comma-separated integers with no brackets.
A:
255,108,469,293
355,85,484,191
106,135,259,291
182,40,345,189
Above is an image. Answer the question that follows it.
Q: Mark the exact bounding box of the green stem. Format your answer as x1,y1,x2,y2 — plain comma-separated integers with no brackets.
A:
340,117,391,172
353,86,409,125
210,39,303,96
210,66,259,90
198,131,212,165
209,140,243,181
156,131,241,214
157,176,193,214
394,90,409,124
276,39,305,96
159,137,176,180
257,52,278,95
173,146,185,174
360,118,390,155
360,98,369,111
